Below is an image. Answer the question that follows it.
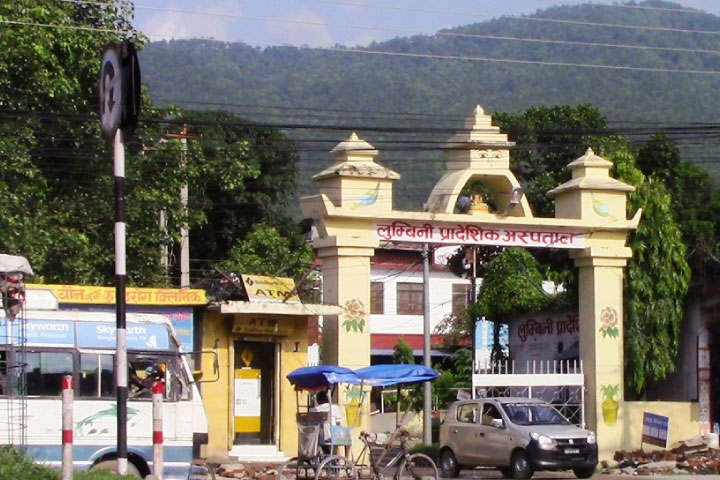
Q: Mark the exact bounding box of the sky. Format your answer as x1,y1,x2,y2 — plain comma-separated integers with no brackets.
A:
133,0,720,48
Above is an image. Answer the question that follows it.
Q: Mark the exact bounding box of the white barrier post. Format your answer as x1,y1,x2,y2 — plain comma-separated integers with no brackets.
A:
152,380,164,480
61,375,74,480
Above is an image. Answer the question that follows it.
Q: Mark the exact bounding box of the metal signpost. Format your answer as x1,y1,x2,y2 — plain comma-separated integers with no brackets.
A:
99,40,141,475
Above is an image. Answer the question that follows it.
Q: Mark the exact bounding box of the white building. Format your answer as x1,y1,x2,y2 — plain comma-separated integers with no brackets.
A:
368,245,471,360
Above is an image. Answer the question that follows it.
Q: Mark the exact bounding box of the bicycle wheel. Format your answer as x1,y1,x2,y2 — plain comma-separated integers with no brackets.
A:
278,457,315,480
315,454,358,480
396,453,438,480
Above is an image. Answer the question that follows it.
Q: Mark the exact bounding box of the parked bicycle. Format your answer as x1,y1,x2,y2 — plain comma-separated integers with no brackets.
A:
353,364,439,480
357,427,437,480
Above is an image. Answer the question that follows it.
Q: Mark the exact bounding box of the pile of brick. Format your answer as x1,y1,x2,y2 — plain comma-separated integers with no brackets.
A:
604,439,720,475
213,462,280,480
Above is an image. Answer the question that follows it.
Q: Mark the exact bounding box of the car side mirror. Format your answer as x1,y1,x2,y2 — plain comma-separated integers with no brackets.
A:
491,418,504,429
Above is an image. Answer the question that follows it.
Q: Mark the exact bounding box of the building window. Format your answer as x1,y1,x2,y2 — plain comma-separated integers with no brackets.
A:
397,282,423,315
371,282,384,314
452,283,471,316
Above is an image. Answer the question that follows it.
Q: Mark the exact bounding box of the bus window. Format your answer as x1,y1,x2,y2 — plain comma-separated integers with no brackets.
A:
79,353,114,398
25,351,73,396
128,353,189,402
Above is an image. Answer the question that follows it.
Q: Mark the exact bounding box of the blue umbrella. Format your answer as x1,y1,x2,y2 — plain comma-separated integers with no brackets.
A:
287,365,361,390
355,364,439,387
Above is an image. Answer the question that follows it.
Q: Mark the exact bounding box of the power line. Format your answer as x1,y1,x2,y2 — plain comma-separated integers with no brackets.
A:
8,15,720,77
503,15,720,37
0,19,132,36
436,30,720,56
6,15,720,77
285,44,720,75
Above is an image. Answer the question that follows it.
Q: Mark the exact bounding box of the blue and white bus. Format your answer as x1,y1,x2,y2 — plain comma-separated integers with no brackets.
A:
0,310,209,479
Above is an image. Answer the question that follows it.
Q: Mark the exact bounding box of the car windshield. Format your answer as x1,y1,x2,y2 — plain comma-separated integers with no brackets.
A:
501,402,570,426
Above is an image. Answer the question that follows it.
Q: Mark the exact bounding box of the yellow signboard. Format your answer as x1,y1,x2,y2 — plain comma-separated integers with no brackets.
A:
26,284,207,306
232,316,293,336
241,275,300,303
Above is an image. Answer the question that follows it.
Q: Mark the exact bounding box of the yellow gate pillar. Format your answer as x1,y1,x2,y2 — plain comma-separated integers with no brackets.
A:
549,148,636,459
301,133,400,439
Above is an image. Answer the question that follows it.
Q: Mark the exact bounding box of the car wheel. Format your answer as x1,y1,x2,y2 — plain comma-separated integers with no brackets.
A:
499,467,512,478
439,449,460,478
510,450,533,480
573,466,596,479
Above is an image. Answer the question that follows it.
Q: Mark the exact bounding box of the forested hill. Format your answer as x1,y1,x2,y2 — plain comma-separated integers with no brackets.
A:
140,0,720,209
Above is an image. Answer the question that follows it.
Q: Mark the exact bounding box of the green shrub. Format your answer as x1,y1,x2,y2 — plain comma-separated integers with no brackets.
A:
0,446,59,480
0,446,137,480
409,443,439,463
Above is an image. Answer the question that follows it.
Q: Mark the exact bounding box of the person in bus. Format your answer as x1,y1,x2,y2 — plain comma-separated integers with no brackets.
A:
129,361,165,397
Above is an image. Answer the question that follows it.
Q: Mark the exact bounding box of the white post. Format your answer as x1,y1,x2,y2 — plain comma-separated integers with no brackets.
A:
421,243,432,445
61,375,74,480
153,380,164,479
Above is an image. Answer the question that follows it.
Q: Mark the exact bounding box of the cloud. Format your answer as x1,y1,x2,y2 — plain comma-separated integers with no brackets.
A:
137,0,238,42
263,9,334,47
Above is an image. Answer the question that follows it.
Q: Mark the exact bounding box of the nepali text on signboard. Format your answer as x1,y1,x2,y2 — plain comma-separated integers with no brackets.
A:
374,221,586,249
28,284,207,305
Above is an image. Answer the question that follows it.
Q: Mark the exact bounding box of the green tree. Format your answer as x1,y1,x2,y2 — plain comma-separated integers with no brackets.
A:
0,1,304,286
451,105,695,395
392,337,415,365
216,223,313,280
0,0,140,283
473,248,562,362
637,135,720,279
432,347,473,409
612,144,691,394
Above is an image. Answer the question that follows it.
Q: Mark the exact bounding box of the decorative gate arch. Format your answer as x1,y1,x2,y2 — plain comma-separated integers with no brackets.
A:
300,105,640,459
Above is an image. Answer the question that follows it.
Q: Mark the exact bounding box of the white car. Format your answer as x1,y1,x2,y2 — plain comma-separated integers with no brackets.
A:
438,397,598,479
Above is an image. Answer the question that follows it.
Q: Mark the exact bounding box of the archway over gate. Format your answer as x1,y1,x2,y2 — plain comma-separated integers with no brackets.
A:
300,105,640,460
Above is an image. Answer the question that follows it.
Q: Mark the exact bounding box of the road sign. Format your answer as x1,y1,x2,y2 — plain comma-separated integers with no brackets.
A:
120,40,141,139
99,43,122,142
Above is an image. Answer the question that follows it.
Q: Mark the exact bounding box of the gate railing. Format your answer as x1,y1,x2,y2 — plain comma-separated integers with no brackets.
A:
472,359,585,428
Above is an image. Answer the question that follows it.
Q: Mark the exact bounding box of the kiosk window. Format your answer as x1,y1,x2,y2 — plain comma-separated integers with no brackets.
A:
26,351,73,396
79,353,114,398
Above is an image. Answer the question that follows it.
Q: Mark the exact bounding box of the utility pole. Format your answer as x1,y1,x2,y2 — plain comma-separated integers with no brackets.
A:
469,246,477,375
422,243,432,445
165,125,200,288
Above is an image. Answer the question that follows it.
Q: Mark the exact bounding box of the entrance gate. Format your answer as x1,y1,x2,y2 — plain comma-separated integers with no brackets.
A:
301,105,640,459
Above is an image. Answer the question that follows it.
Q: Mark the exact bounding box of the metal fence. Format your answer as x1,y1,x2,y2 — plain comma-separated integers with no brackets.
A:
472,359,585,428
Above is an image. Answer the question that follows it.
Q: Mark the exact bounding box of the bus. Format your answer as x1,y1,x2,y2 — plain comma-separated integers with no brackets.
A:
0,309,209,479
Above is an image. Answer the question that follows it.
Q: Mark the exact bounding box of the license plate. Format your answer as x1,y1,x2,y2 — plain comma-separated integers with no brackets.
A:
565,448,580,454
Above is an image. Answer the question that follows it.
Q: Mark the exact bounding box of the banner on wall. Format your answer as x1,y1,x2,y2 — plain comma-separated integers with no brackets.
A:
508,312,579,367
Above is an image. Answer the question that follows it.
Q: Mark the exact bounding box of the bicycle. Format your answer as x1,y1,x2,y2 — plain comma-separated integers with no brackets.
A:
356,427,438,480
